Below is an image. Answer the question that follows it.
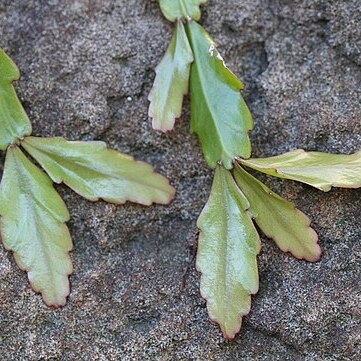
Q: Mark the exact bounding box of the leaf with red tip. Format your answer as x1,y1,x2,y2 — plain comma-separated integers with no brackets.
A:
0,146,72,306
233,164,321,262
238,149,361,191
149,20,193,131
197,166,261,339
22,136,175,206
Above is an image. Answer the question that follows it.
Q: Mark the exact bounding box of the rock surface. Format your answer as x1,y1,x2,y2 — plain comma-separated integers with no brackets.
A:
0,0,360,359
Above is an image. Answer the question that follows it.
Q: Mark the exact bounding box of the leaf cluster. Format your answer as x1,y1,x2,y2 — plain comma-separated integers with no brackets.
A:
149,2,252,168
150,0,361,339
0,49,175,306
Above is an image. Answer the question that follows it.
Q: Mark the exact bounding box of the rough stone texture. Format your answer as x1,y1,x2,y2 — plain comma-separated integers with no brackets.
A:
0,0,360,359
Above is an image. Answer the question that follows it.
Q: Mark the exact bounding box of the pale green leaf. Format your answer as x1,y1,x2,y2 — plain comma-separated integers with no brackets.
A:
186,21,253,169
197,166,261,339
233,165,321,262
21,136,176,205
0,146,72,306
0,49,32,150
159,0,207,22
149,20,193,131
238,149,361,191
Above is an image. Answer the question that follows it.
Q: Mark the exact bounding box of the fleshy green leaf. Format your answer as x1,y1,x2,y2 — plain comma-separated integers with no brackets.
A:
233,164,321,262
159,0,207,22
238,149,361,191
197,166,261,339
21,136,176,205
0,146,72,306
149,20,193,131
186,21,253,169
0,49,32,150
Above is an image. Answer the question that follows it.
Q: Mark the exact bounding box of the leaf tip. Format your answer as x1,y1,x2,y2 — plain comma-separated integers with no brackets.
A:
205,301,247,340
45,298,68,308
220,317,244,340
159,182,177,205
303,239,322,263
29,277,71,308
296,210,322,262
151,117,175,133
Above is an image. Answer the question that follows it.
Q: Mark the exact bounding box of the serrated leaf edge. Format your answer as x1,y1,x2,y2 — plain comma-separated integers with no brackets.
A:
0,146,73,307
148,20,193,132
233,163,322,262
196,166,260,339
21,137,176,206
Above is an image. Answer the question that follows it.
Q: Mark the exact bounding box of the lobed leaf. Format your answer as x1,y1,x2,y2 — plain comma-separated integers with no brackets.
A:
186,21,253,169
197,166,261,339
159,0,207,22
238,149,361,191
21,136,176,205
149,20,193,132
0,49,32,150
233,164,321,262
0,146,72,306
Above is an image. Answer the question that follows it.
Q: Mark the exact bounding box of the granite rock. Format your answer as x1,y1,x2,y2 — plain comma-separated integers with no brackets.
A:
0,0,360,360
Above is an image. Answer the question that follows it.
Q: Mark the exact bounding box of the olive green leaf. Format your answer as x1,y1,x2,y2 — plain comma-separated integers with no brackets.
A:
0,49,32,150
0,146,72,306
186,21,253,169
238,149,361,191
149,20,193,132
197,166,261,339
21,136,176,205
234,165,321,262
159,0,207,22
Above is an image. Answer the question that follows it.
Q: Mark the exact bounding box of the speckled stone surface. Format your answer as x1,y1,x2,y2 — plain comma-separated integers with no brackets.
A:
0,0,360,360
